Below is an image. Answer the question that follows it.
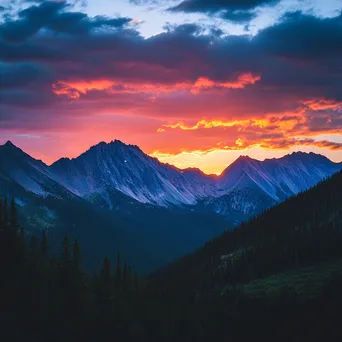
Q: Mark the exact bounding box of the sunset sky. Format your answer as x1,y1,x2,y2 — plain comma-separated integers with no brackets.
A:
0,0,341,175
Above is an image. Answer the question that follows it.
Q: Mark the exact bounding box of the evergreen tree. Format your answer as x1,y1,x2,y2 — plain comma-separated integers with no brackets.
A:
134,272,139,293
100,256,112,314
61,234,70,269
0,199,3,230
127,265,132,293
41,230,47,257
72,239,81,272
115,252,122,294
3,197,8,230
19,227,25,241
18,227,26,257
123,262,128,290
9,197,19,231
70,239,83,323
29,235,37,257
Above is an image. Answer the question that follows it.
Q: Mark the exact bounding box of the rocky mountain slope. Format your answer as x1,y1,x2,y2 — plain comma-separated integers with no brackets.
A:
1,140,341,221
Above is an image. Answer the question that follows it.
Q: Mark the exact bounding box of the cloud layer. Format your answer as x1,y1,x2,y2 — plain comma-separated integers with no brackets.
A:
1,1,341,172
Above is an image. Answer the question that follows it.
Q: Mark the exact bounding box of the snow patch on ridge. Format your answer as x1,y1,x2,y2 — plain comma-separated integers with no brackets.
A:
2,141,341,217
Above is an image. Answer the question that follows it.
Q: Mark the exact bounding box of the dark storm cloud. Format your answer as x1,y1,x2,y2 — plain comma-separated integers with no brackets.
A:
0,0,131,42
131,0,279,11
0,1,67,42
19,0,88,7
0,39,68,61
0,0,341,138
169,0,280,12
0,62,53,89
168,0,278,22
254,11,342,60
132,0,278,22
1,7,340,84
221,10,257,23
0,88,57,107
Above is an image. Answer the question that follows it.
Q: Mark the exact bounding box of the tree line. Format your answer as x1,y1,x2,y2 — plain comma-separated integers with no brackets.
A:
1,170,342,341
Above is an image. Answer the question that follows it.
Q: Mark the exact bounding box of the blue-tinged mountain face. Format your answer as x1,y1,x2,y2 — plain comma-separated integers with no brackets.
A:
2,140,341,217
0,141,77,200
218,152,342,203
1,140,341,273
50,140,217,208
0,140,228,274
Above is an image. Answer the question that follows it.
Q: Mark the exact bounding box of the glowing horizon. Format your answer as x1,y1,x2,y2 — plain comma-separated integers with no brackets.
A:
2,137,341,176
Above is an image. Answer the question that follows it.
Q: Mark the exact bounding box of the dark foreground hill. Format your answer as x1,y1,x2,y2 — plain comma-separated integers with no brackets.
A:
152,169,342,294
1,170,342,342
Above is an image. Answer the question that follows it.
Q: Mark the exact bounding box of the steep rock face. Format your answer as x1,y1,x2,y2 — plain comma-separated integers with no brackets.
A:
50,140,216,207
1,140,341,218
200,188,278,224
218,153,342,202
0,141,75,199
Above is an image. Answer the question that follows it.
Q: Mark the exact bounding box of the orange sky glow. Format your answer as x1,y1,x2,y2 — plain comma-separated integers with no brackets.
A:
1,0,342,176
4,73,342,175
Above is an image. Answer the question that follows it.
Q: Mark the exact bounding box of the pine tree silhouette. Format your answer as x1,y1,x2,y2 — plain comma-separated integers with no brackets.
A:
9,197,19,231
115,252,122,294
41,230,47,257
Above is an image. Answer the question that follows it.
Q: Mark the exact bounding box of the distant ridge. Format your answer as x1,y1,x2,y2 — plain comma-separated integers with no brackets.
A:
1,140,341,218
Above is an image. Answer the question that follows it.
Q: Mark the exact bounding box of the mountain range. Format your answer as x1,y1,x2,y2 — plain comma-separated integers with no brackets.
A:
0,139,341,272
1,140,340,213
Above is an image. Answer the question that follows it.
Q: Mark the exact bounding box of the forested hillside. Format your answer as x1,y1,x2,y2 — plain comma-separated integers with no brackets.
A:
153,170,342,294
1,170,342,342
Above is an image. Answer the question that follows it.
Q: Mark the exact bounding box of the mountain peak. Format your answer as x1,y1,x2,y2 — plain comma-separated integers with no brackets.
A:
88,139,142,153
4,140,16,147
110,139,142,151
290,151,310,157
230,155,257,167
2,138,341,215
2,140,22,153
284,151,331,163
111,139,124,145
219,155,256,178
289,151,320,157
236,155,253,161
